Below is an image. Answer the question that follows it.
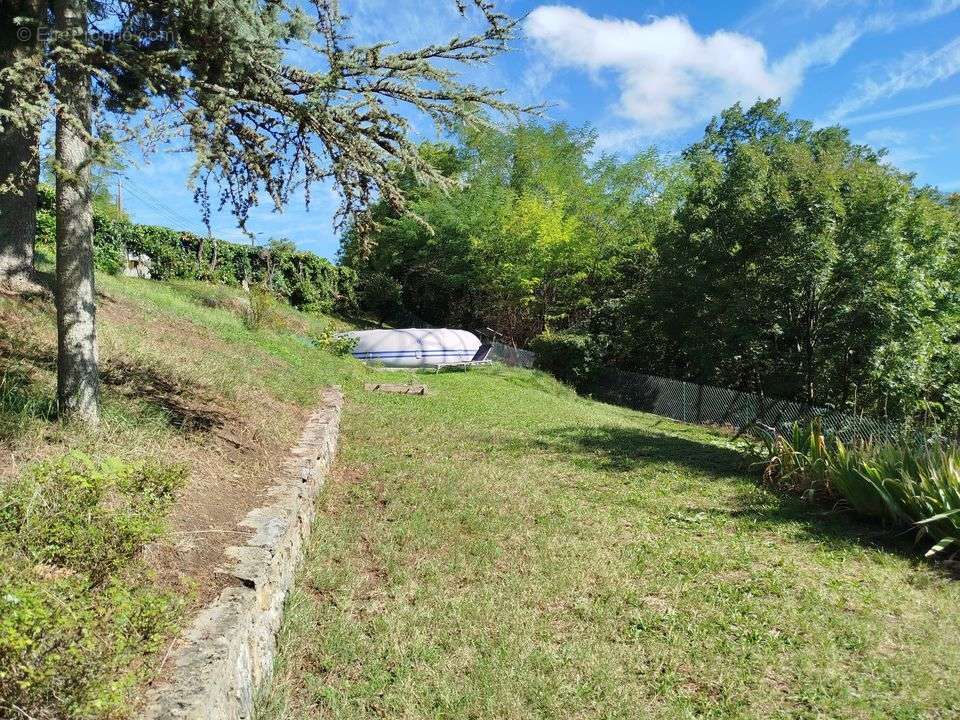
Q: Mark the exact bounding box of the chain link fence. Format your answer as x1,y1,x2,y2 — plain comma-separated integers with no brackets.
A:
488,342,536,368
385,307,898,441
586,367,905,442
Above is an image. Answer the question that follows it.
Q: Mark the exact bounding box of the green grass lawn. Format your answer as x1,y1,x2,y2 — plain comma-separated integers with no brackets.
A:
256,366,960,719
5,274,958,719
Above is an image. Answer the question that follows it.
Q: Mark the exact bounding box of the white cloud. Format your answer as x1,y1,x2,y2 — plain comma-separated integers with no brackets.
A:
740,0,960,35
524,6,857,135
770,21,860,90
867,135,929,168
838,93,960,125
890,0,960,26
826,36,960,122
862,127,909,146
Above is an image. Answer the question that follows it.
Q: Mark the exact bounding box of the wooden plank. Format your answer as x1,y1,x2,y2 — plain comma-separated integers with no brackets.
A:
364,383,430,395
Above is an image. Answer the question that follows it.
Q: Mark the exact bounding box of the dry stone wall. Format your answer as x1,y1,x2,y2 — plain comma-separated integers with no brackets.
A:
141,387,343,720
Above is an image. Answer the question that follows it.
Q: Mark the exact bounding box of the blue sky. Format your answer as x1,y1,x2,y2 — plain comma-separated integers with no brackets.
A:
116,0,960,260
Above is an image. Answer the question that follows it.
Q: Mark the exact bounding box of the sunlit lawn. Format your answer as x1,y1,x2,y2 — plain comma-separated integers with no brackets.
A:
8,267,957,719
257,365,960,720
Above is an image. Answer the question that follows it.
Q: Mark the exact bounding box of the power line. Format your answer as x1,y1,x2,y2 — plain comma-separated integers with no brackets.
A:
120,175,252,243
122,181,198,231
124,178,197,228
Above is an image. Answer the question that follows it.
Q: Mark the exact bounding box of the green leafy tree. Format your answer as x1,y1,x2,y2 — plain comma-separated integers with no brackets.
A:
640,100,960,423
349,102,960,430
344,123,681,346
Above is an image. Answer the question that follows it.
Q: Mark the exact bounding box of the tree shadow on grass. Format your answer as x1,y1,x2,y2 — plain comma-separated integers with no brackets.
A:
0,325,58,440
722,487,928,558
0,322,230,436
536,424,747,478
100,359,231,433
533,423,948,570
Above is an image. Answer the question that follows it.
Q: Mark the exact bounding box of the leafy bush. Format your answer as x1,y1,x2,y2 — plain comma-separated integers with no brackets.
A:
308,326,358,356
35,187,357,316
0,453,184,718
756,423,960,560
243,286,290,332
89,219,357,313
0,453,185,582
0,562,180,719
530,331,608,389
260,240,356,314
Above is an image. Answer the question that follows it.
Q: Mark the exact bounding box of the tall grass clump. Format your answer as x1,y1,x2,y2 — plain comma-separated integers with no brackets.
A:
0,365,57,440
243,285,291,333
757,422,960,560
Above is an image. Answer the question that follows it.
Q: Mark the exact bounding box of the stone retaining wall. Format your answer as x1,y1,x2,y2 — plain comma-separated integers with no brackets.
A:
141,387,343,720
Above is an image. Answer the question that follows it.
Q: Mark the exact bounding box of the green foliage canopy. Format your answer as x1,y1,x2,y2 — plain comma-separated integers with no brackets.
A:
345,101,960,430
342,123,683,342
641,100,960,423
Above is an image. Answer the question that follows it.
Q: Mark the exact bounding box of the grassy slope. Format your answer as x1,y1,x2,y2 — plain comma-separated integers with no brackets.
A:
1,273,367,716
262,368,960,719
4,275,960,718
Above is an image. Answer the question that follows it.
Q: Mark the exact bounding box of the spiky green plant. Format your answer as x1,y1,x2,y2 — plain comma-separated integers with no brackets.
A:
756,421,831,498
875,444,960,557
755,422,960,560
824,440,906,522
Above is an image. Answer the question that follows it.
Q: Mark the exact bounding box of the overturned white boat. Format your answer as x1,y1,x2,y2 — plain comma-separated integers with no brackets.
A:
341,328,488,368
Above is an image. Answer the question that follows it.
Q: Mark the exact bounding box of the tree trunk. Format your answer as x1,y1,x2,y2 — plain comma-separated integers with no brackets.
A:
0,0,45,291
54,0,100,425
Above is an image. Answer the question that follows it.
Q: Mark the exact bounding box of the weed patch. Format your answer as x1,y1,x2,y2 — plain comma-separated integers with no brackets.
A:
0,454,185,718
244,286,292,333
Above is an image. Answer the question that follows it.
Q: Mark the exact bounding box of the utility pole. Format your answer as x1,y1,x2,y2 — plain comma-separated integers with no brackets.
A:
116,177,123,214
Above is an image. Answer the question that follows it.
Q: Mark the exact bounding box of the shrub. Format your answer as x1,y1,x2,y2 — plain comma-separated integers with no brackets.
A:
530,331,608,389
0,453,185,582
243,286,290,332
35,210,56,255
0,453,185,718
756,423,960,559
308,325,358,356
36,190,357,314
0,558,180,718
88,218,357,313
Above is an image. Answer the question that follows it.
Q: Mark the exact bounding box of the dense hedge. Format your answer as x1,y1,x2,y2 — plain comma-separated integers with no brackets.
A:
530,331,608,389
35,183,356,314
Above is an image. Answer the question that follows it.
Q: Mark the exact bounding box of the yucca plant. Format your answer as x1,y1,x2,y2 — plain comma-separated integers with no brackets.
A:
824,440,907,523
879,444,960,558
753,421,960,561
758,421,832,497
